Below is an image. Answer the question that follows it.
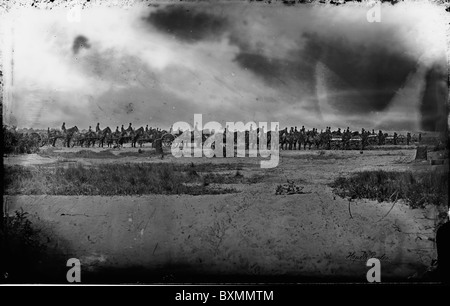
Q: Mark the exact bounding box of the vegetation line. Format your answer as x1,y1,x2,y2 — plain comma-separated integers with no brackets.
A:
331,170,448,209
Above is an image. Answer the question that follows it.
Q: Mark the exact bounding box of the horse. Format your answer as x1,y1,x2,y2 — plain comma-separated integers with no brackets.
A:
47,128,63,147
50,126,78,147
96,127,111,148
303,130,316,150
70,128,99,148
279,130,289,150
131,127,145,148
106,130,122,148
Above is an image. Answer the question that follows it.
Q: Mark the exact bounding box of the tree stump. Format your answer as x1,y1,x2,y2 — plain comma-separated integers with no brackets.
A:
415,145,427,160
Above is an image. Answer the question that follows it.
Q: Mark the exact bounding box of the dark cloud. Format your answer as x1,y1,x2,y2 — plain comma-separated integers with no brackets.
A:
231,33,317,108
303,33,417,115
233,52,316,88
419,61,448,132
144,5,228,43
232,30,418,118
72,35,91,54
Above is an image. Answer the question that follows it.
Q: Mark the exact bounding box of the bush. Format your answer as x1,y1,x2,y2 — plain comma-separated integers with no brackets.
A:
3,125,41,154
0,209,47,282
330,170,448,209
4,163,238,196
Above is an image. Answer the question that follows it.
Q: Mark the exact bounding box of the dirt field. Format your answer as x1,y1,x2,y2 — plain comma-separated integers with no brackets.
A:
4,145,448,283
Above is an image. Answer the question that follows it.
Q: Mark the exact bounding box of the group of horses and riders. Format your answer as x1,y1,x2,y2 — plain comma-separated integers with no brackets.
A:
45,122,417,151
46,122,170,148
278,126,416,150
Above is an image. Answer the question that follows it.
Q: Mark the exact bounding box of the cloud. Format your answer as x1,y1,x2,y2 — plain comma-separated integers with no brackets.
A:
143,5,228,43
72,35,90,54
2,2,448,133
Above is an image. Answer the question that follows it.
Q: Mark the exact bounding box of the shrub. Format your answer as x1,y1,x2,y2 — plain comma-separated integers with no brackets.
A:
330,170,448,209
4,163,238,196
3,125,41,154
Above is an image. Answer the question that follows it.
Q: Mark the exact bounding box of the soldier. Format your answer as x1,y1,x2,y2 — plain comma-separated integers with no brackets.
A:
145,125,149,132
249,124,256,149
393,132,398,145
154,138,164,159
343,127,350,150
128,123,133,131
378,130,383,145
419,133,422,143
61,122,66,133
121,125,125,133
115,126,120,134
260,126,266,149
407,132,411,145
96,123,100,133
361,128,368,150
301,125,305,133
289,127,294,150
88,126,92,133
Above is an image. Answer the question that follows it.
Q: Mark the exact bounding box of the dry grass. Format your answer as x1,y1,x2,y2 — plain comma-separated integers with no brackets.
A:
330,170,448,209
4,163,238,196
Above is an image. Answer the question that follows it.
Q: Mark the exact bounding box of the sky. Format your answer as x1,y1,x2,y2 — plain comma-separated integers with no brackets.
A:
1,1,448,132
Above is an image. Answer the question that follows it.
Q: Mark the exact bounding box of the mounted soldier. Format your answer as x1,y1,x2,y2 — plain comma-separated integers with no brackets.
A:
127,123,133,132
407,132,411,145
61,122,66,133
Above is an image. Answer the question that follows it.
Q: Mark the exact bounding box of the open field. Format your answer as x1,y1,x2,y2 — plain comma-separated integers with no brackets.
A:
3,145,449,283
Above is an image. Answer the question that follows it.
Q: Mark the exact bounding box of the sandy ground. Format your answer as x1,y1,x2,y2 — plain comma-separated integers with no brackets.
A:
4,146,447,282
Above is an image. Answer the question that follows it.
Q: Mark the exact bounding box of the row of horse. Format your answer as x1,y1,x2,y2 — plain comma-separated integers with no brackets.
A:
43,126,414,150
45,126,170,148
278,131,413,150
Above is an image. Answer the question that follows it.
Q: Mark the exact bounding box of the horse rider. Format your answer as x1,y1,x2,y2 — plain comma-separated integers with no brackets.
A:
145,125,149,132
121,125,125,133
88,126,92,133
96,123,101,133
393,132,398,145
127,123,133,132
407,132,411,145
115,126,120,134
61,122,66,133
